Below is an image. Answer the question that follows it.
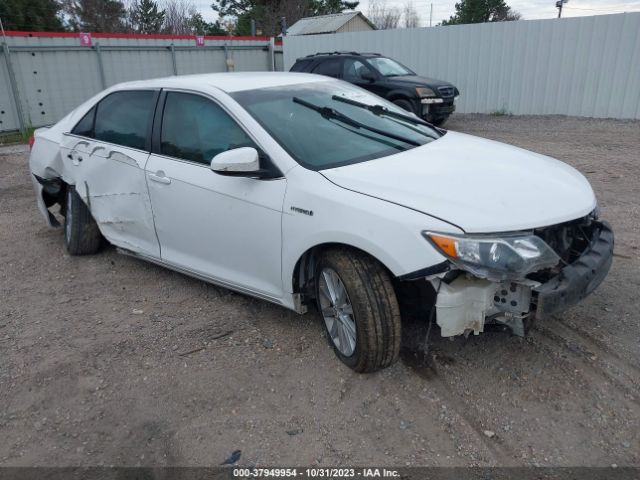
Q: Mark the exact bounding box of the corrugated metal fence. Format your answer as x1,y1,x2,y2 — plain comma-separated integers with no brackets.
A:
0,32,284,133
283,13,640,119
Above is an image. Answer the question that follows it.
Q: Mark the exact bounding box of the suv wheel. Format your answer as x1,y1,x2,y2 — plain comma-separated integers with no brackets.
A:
432,116,449,127
392,98,416,114
316,248,401,373
64,185,102,255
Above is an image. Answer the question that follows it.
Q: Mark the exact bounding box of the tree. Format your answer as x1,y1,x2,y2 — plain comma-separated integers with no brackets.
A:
310,0,359,15
441,0,520,25
162,0,195,34
189,11,227,35
62,0,128,32
211,0,359,37
0,0,65,31
402,1,419,28
367,0,401,30
129,0,165,33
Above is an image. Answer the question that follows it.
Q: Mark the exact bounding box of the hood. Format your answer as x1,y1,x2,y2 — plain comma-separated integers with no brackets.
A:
387,74,452,89
321,131,596,233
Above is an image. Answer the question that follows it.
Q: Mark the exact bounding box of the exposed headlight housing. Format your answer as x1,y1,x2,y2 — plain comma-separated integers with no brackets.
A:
424,232,561,281
416,87,436,98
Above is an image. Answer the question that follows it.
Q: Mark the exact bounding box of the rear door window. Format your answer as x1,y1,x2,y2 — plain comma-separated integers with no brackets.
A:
94,90,156,150
312,58,342,78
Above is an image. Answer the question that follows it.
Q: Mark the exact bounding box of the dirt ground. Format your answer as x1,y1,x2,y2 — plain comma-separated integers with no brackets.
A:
1,114,639,468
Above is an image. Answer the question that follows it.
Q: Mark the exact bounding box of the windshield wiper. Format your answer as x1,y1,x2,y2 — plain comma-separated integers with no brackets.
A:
331,95,439,132
292,97,421,147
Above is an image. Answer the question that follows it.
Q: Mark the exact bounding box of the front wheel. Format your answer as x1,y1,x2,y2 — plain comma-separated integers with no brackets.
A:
392,98,416,114
431,116,449,127
316,248,401,373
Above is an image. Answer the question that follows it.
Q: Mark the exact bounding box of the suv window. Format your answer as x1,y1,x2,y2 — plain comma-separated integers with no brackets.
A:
94,90,155,150
160,92,255,165
343,59,375,82
312,58,342,78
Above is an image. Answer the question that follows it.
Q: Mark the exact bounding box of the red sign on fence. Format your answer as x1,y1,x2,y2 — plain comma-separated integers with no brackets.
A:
79,32,92,46
195,35,205,47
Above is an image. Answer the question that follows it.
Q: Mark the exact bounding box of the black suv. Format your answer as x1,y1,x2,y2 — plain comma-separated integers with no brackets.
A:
291,52,459,126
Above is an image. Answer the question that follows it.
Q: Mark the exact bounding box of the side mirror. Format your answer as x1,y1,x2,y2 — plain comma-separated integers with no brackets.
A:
211,147,259,175
361,71,376,82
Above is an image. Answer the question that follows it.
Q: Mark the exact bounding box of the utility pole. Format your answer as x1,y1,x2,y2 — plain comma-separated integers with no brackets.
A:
556,0,568,18
429,3,433,27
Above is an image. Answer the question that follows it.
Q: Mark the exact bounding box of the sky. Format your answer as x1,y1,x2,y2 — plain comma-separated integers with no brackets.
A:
195,0,640,27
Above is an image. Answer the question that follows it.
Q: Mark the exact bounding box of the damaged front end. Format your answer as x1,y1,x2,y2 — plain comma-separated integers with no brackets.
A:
422,214,614,337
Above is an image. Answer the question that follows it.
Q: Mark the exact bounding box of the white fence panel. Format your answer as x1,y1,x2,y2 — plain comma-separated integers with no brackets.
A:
283,13,640,119
1,34,282,133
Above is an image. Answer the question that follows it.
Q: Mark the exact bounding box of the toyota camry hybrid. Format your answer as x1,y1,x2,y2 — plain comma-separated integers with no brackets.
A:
29,72,614,372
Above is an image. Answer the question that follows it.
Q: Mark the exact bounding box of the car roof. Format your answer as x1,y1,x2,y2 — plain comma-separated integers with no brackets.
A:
298,52,382,61
112,72,332,93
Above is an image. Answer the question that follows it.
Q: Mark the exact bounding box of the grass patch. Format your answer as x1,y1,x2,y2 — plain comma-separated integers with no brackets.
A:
490,108,512,116
0,127,35,146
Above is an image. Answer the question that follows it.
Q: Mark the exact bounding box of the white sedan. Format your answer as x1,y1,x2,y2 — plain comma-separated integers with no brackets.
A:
29,72,613,372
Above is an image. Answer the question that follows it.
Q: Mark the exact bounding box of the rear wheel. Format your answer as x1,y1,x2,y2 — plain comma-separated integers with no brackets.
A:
316,248,401,373
64,185,102,255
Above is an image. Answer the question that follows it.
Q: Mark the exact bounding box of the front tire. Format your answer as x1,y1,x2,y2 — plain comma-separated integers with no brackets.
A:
432,116,449,127
316,248,401,373
64,185,102,255
392,98,416,114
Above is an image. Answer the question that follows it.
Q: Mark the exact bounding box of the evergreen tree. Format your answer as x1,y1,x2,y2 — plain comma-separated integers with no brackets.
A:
441,0,520,25
0,0,64,31
211,0,359,36
129,0,164,33
63,0,127,32
189,11,227,35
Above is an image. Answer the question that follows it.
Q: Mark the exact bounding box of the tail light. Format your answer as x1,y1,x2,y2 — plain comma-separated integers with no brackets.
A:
28,135,35,150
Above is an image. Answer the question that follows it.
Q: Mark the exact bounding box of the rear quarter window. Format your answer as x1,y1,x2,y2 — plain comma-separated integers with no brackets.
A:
291,59,313,72
71,106,96,137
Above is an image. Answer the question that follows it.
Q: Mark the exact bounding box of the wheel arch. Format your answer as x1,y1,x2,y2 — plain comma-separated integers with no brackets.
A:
386,89,418,104
290,241,399,304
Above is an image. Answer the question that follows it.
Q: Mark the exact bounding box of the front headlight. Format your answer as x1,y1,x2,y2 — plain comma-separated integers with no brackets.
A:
416,87,436,98
423,232,561,281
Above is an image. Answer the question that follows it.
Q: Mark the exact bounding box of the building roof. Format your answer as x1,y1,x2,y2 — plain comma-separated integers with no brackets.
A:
287,11,375,36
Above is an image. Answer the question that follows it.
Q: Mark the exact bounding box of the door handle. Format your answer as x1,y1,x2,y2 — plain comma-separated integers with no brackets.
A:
148,173,171,185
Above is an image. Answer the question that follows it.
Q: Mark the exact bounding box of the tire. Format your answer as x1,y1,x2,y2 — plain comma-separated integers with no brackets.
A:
392,98,416,114
432,116,449,127
64,185,102,255
316,248,401,373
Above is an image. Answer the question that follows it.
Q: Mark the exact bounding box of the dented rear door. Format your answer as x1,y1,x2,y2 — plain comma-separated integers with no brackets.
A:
60,89,160,257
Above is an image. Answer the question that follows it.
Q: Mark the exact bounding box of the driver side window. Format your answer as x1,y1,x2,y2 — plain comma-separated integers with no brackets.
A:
161,92,255,165
343,59,374,82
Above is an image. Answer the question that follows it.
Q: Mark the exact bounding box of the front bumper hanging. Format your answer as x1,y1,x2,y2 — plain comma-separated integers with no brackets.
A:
534,221,614,320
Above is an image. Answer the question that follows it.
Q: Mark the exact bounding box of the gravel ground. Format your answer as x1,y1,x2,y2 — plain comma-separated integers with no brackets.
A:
0,114,639,467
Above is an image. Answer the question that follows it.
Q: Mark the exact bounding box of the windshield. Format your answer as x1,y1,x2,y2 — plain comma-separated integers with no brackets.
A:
231,82,441,170
367,57,414,77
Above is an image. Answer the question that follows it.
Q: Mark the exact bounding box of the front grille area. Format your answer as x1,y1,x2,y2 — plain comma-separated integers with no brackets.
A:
438,86,455,98
528,214,597,283
534,216,594,264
